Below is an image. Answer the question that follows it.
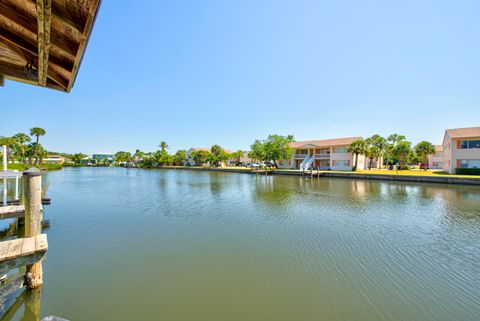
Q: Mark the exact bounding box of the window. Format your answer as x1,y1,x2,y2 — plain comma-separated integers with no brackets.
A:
460,159,480,168
334,146,348,153
333,160,350,167
460,140,480,149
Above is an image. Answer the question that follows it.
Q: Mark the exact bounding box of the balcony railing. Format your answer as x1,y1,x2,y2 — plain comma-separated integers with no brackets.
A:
294,154,309,159
314,153,330,159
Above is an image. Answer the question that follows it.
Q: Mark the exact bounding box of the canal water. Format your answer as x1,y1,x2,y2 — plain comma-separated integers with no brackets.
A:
2,167,480,321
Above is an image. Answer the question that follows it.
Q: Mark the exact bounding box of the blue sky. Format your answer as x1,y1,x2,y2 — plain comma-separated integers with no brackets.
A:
1,0,479,154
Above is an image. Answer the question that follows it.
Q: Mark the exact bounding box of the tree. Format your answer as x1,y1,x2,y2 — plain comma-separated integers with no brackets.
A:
71,153,87,164
134,149,144,162
115,151,133,163
414,141,435,170
348,139,368,171
394,141,412,168
13,133,31,163
231,150,244,166
190,150,211,166
385,134,406,166
387,134,406,146
369,134,387,169
210,145,229,166
29,127,46,165
154,150,172,166
0,136,17,164
249,140,265,161
251,135,294,167
174,150,187,166
159,141,168,152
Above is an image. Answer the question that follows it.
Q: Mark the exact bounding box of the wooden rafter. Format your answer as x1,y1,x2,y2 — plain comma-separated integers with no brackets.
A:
0,0,101,91
36,0,52,86
0,73,4,86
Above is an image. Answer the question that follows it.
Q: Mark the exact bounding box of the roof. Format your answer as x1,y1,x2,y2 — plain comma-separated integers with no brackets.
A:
289,137,363,149
0,0,102,92
445,127,480,139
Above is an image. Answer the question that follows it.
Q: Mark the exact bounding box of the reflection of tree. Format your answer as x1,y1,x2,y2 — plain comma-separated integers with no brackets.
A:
252,176,294,206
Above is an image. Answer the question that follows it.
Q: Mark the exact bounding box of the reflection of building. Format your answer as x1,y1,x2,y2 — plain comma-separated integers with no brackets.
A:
282,137,366,171
428,145,443,169
41,155,70,164
442,127,480,173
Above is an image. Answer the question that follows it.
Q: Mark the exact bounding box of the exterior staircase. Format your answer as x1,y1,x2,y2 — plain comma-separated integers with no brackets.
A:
300,154,315,170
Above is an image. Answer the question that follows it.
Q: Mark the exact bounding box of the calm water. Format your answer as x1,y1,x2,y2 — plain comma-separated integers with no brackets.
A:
2,167,480,321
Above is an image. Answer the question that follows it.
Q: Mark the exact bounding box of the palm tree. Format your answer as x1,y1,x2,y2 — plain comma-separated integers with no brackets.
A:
369,134,387,169
394,141,412,168
159,141,168,152
386,134,406,166
347,139,367,171
0,136,17,164
13,133,31,163
29,127,46,165
414,141,436,171
387,134,406,146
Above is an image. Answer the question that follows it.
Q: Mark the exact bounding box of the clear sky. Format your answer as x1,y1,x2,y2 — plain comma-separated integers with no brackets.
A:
1,0,479,154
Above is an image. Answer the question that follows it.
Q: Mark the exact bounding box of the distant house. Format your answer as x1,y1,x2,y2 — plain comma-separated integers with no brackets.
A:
80,156,93,165
281,137,366,171
42,155,70,165
442,127,480,174
92,153,114,162
428,145,443,169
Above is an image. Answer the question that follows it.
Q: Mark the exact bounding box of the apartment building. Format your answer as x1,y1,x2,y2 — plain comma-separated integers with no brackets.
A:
442,127,480,173
283,137,366,170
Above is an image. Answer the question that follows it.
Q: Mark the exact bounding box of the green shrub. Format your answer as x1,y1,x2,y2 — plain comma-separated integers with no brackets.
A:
455,168,480,175
7,163,63,171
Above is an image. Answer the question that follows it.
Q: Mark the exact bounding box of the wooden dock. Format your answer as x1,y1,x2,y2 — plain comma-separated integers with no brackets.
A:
0,234,48,263
0,205,25,219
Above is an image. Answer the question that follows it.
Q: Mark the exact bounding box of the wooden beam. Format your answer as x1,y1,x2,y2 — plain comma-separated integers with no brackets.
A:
67,0,101,92
0,1,80,57
36,0,52,86
0,31,69,89
0,74,4,86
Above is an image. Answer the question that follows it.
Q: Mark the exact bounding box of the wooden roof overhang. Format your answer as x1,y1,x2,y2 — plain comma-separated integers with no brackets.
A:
0,0,101,92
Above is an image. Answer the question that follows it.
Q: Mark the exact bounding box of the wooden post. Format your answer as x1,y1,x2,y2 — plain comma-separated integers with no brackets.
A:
23,168,43,289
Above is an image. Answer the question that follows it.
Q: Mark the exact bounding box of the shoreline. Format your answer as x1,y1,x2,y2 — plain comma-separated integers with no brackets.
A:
158,166,480,186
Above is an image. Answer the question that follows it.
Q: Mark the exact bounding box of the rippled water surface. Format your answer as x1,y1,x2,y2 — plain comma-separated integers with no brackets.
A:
4,167,480,320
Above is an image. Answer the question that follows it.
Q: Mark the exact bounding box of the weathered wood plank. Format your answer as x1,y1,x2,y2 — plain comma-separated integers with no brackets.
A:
0,205,25,219
36,0,52,86
5,238,23,260
0,240,11,259
0,73,4,86
35,234,48,252
0,251,45,276
21,237,35,256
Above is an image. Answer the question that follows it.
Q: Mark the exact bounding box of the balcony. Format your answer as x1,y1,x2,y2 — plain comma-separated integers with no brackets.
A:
314,153,330,159
294,154,309,159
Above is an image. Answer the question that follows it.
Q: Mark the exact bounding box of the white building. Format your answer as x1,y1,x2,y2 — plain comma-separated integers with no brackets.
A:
442,127,480,174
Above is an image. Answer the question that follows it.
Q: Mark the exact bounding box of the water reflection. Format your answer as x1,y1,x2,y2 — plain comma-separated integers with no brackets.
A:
3,168,480,321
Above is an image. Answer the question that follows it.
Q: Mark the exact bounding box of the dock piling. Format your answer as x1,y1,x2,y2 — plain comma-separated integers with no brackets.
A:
23,168,43,289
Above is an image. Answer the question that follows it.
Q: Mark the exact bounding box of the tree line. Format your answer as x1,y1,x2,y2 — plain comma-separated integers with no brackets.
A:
0,127,48,165
348,134,436,171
